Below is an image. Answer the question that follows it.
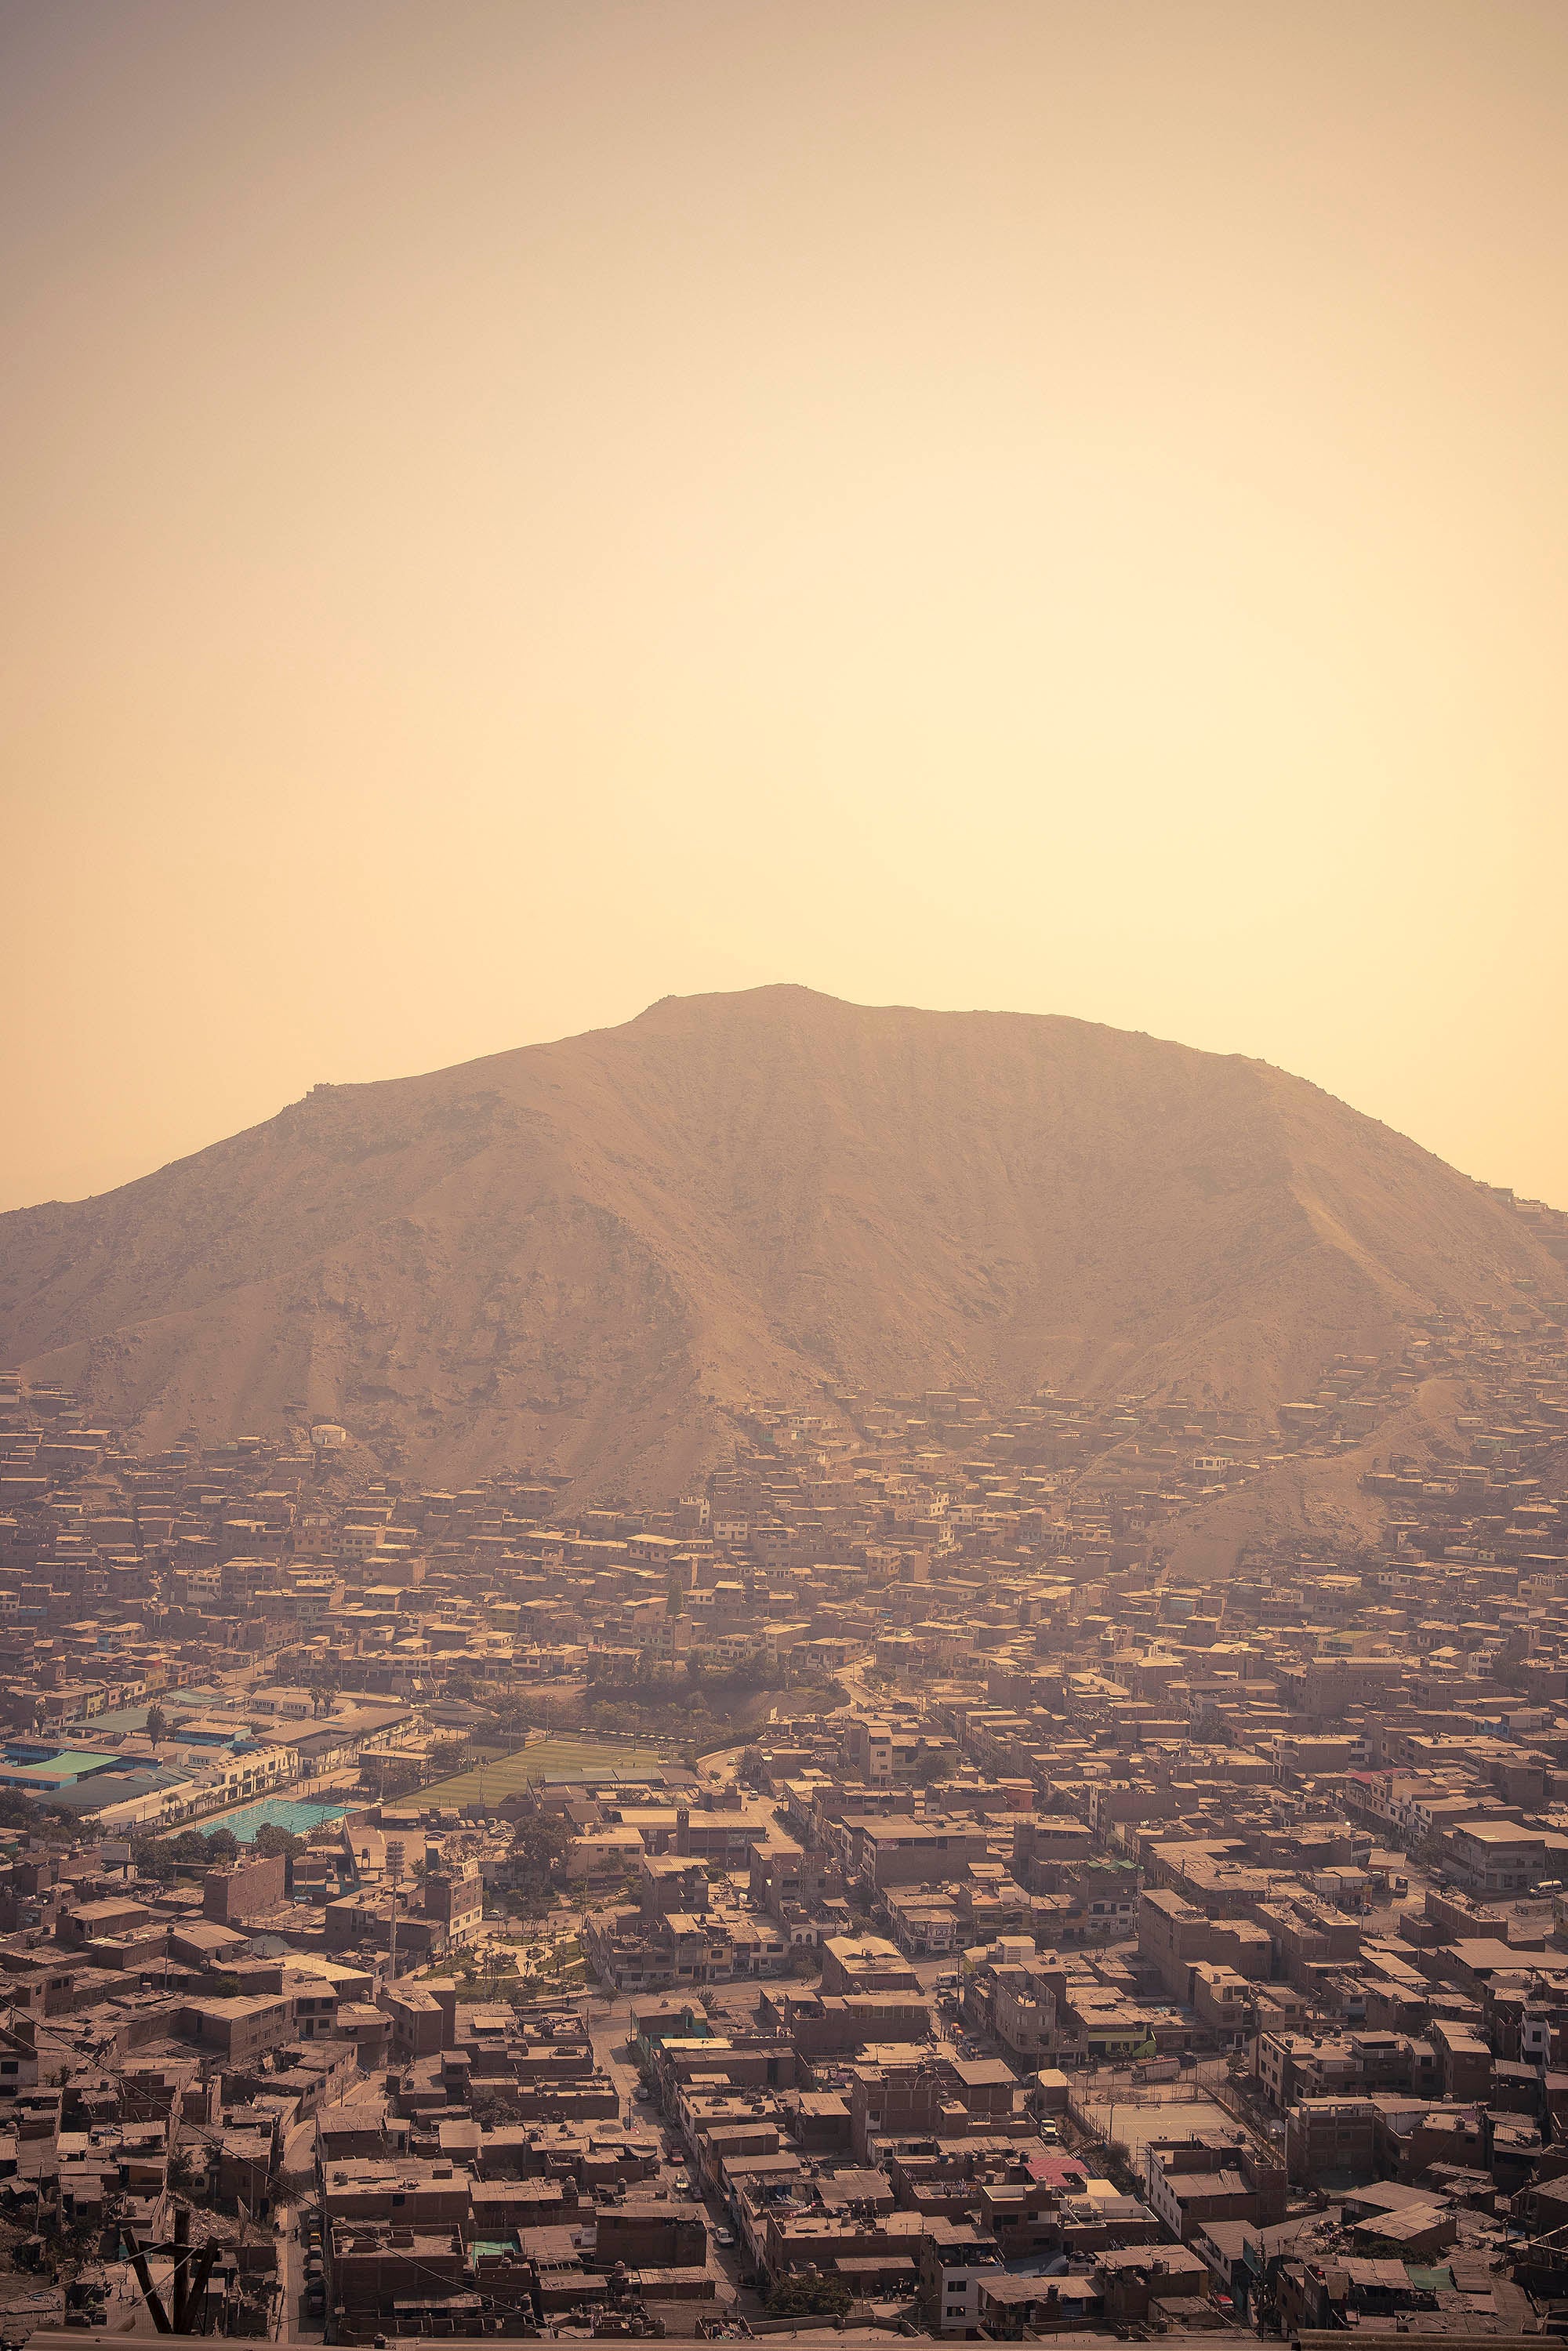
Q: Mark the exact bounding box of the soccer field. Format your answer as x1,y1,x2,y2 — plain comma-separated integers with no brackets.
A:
419,1733,684,1805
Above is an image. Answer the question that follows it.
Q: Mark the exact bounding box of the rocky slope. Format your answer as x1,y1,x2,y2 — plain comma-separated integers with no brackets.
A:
2,986,1561,1491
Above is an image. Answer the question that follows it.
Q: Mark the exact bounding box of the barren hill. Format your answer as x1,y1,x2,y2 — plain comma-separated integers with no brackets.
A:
2,986,1561,1492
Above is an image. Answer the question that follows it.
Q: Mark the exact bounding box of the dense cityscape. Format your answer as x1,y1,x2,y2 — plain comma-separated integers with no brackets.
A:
9,0,1567,2346
1,1258,1568,2343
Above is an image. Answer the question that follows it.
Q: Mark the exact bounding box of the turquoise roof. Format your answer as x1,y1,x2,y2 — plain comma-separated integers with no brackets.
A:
1,1750,121,1783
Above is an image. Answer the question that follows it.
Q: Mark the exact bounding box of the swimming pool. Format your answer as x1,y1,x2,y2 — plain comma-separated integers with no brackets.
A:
204,1794,352,1843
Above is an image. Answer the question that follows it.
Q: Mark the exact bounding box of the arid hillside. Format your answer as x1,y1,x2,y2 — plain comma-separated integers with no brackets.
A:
2,986,1562,1493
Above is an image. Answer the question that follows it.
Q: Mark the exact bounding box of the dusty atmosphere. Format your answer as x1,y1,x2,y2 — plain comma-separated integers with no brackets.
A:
7,5,1568,2345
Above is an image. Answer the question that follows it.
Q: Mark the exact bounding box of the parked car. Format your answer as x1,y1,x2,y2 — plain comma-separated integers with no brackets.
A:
673,2175,692,2195
714,2227,735,2248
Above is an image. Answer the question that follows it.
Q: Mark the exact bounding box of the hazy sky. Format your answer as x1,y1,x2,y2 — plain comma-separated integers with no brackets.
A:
5,0,1566,1213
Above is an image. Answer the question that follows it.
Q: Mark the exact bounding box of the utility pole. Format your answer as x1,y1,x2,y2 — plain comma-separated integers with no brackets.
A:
387,1856,402,1986
128,2205,219,2336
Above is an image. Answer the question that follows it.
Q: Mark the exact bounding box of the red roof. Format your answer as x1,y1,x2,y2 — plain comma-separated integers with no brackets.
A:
1023,2152,1088,2187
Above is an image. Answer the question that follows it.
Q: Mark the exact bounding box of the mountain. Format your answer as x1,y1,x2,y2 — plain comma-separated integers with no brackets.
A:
2,985,1562,1493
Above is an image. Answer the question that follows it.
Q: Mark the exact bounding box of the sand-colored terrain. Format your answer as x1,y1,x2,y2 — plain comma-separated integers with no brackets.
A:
1159,1375,1479,1581
2,986,1562,1493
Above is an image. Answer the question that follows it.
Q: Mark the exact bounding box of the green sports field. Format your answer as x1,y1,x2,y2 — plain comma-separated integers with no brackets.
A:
419,1733,684,1806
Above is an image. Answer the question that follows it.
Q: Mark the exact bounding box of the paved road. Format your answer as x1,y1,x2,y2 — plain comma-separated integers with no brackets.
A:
834,1660,877,1710
278,2070,387,2340
275,2111,318,2341
581,1990,753,2306
274,2201,317,2342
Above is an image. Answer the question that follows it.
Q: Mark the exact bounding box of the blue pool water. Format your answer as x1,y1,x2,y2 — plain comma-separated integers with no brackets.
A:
208,1795,351,1844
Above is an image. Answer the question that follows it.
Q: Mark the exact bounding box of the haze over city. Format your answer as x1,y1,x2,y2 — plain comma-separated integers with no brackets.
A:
6,0,1568,1213
9,12,1568,2347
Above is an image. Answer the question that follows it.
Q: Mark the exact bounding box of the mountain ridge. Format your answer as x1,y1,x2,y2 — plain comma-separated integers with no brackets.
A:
2,985,1562,1493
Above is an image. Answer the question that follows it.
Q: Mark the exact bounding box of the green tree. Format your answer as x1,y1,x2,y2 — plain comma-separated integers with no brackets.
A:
510,1812,574,1894
251,1823,303,1863
764,2273,851,2320
269,2166,315,2212
144,1703,169,1743
167,2141,213,2204
133,1840,177,1885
